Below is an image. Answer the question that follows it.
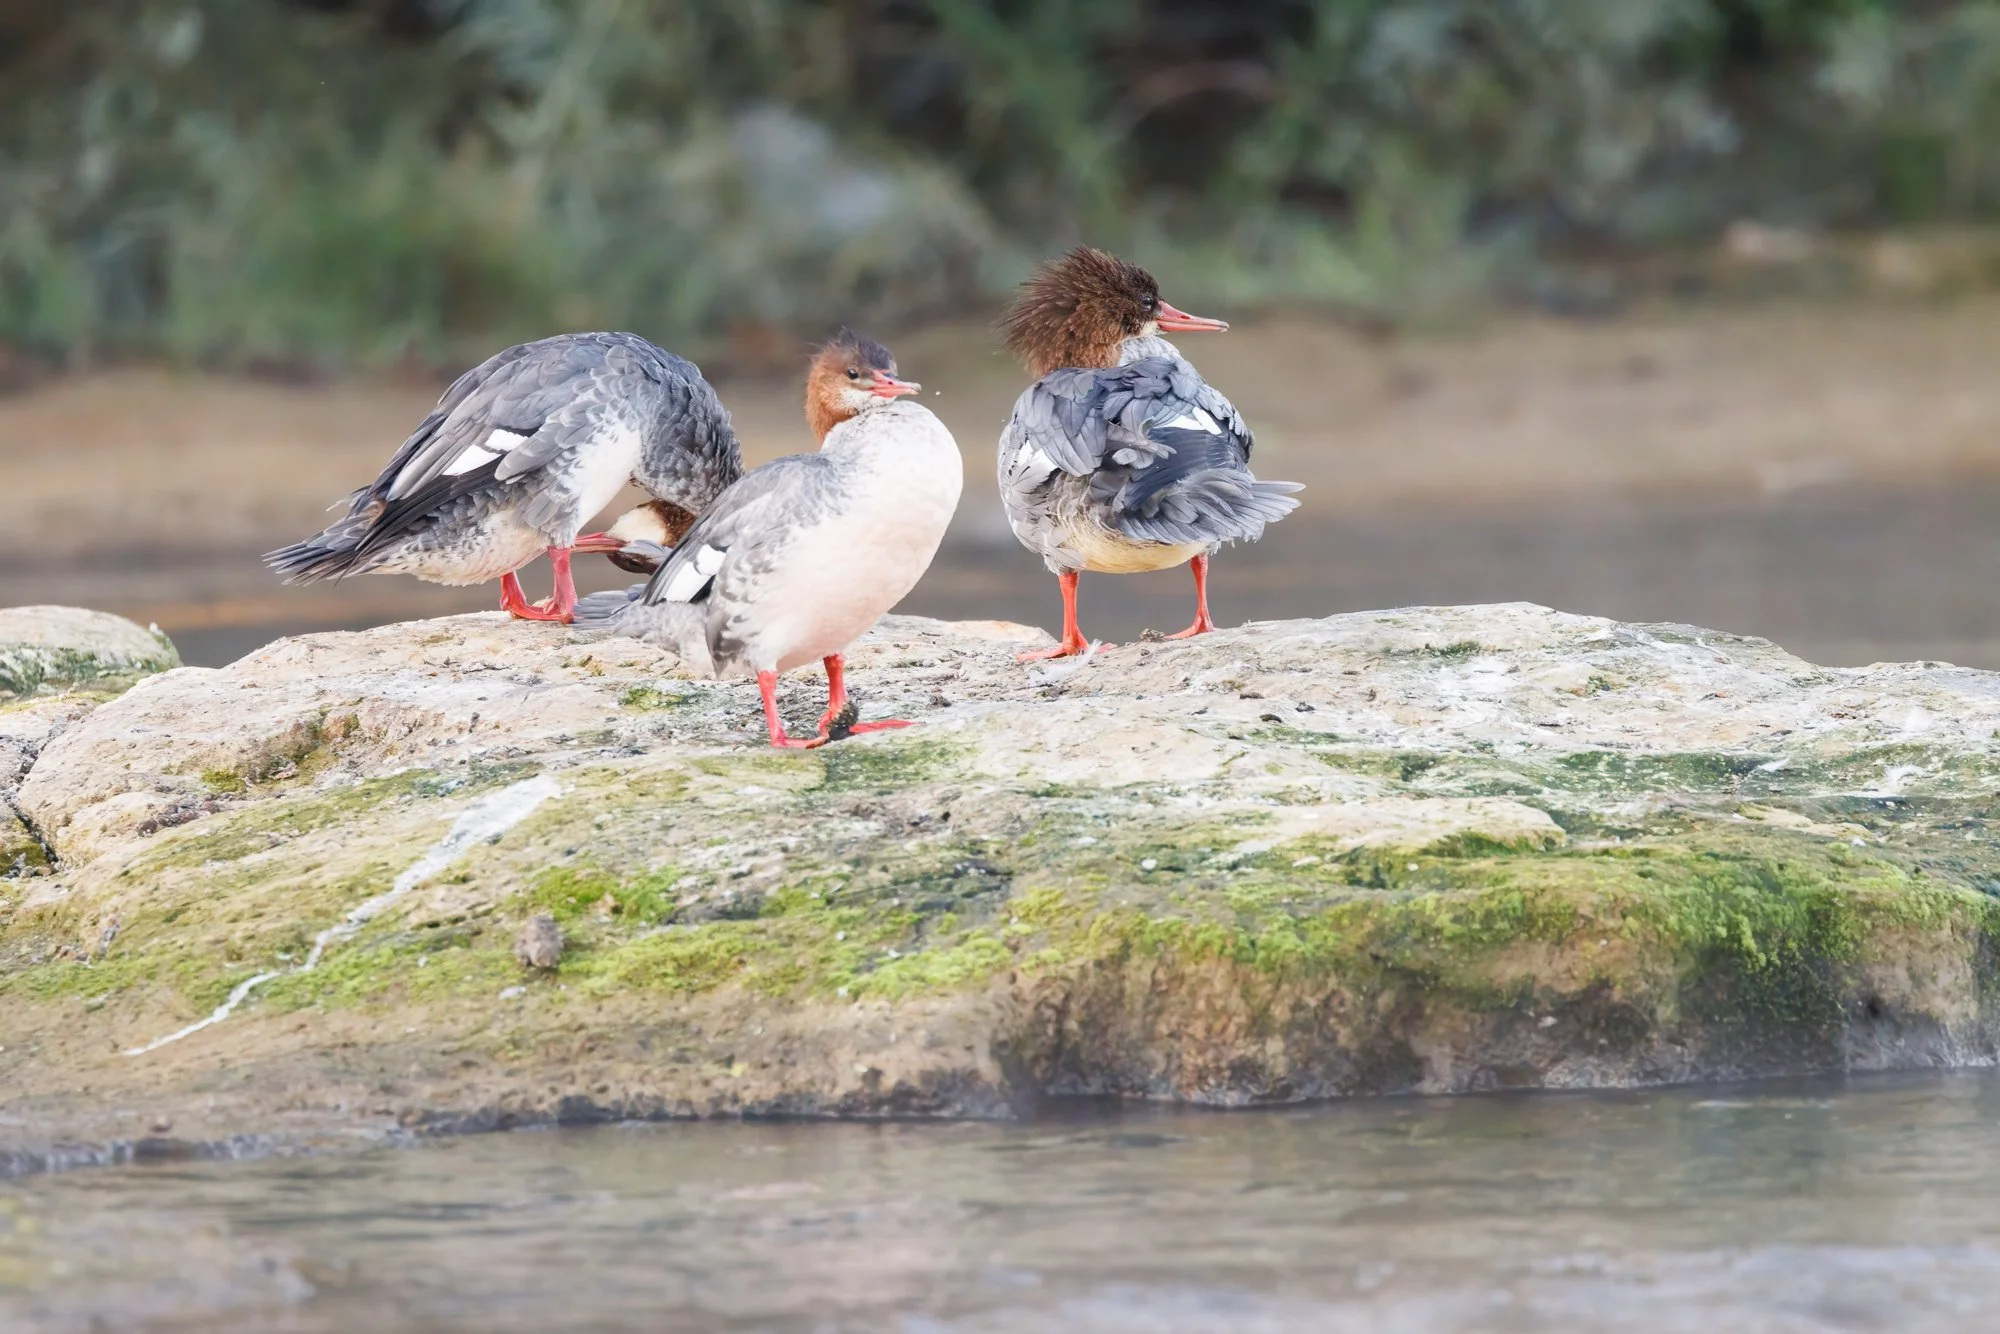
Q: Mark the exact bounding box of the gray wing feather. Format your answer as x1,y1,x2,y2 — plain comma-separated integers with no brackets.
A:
267,332,743,585
386,343,647,502
639,453,839,608
625,452,846,672
998,357,1300,549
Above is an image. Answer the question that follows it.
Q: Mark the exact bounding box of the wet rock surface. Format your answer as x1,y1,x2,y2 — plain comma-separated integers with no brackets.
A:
4,601,2000,1162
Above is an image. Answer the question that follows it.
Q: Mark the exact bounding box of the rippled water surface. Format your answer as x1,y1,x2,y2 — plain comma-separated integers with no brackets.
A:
7,1073,2000,1332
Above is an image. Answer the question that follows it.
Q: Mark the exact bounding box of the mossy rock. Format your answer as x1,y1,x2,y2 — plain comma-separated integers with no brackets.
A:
5,604,2000,1156
0,605,180,701
0,803,47,877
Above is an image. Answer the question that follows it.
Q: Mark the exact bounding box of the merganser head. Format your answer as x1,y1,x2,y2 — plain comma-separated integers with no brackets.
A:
573,498,698,573
999,246,1229,378
806,328,920,442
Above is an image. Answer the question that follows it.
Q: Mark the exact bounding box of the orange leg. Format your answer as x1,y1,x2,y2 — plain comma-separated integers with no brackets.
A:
818,653,913,736
499,571,535,616
764,659,916,750
1017,570,1106,662
759,671,826,749
502,547,579,624
816,654,847,733
1164,553,1215,639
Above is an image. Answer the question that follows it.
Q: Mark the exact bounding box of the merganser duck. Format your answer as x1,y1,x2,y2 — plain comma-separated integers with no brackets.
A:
264,332,740,622
996,247,1301,660
574,330,964,748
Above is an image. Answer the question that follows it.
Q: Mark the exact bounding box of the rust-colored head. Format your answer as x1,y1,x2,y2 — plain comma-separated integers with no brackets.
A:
998,246,1229,377
805,329,920,442
574,499,699,572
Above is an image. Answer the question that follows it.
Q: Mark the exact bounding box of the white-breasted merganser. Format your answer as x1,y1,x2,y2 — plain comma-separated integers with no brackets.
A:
995,247,1301,661
574,330,964,748
264,332,741,622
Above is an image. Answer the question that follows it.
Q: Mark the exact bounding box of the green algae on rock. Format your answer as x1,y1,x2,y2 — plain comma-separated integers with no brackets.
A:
0,605,179,701
4,603,2000,1155
2,606,179,886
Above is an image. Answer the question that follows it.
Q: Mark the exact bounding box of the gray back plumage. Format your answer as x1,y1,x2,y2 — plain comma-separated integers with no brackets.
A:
997,353,1301,562
266,332,742,583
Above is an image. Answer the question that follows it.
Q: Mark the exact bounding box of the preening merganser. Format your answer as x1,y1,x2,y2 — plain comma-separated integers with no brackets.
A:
571,498,698,574
264,332,741,622
574,331,964,748
996,247,1301,661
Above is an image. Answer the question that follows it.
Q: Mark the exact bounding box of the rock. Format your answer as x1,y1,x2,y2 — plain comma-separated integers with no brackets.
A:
516,913,564,970
4,602,2000,1151
1,801,46,877
15,610,690,866
1,695,99,794
0,606,155,881
0,606,179,701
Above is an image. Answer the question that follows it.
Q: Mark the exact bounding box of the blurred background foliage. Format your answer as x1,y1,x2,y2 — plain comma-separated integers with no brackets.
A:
5,0,2000,371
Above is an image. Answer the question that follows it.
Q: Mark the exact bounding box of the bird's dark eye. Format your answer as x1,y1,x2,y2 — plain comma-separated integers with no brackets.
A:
1143,297,1158,312
846,368,859,380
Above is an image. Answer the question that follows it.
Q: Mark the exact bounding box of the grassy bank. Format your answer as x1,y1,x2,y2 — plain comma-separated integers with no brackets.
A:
8,2,2000,371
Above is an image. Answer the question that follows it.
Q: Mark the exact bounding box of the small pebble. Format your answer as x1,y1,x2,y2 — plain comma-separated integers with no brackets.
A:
498,985,526,1000
1140,858,1158,872
514,913,564,970
1537,1015,1557,1029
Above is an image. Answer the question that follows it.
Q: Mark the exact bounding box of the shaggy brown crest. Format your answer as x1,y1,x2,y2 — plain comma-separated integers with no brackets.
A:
999,246,1162,377
806,328,900,442
637,497,698,544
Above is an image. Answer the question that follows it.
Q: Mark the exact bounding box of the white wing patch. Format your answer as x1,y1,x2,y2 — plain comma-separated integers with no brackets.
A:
1013,442,1059,476
663,544,726,603
443,428,528,477
1157,408,1222,434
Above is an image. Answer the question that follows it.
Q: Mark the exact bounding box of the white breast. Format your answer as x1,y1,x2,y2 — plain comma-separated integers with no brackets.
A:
747,405,963,674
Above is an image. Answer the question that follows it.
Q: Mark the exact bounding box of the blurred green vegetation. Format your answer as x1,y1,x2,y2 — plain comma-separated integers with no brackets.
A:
5,0,2000,370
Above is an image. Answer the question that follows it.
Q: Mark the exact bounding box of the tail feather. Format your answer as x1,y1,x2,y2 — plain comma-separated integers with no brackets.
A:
263,495,386,584
263,536,370,584
573,583,714,675
572,583,649,630
1114,473,1303,547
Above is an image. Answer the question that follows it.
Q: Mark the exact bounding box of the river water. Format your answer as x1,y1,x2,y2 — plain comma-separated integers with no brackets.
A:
5,1072,2000,1332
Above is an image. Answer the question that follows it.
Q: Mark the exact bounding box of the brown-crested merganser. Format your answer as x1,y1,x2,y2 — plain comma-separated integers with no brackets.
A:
995,247,1301,661
574,331,963,748
264,332,741,622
